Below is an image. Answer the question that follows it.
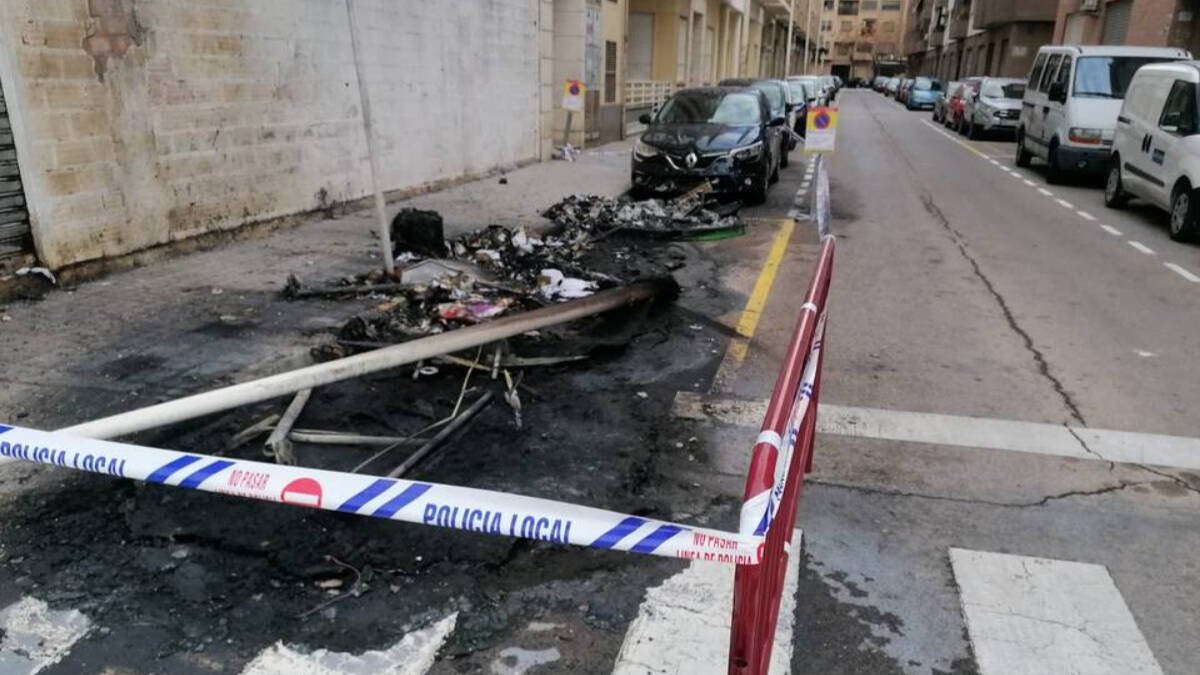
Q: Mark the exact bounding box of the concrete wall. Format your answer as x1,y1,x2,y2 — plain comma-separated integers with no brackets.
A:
0,0,541,270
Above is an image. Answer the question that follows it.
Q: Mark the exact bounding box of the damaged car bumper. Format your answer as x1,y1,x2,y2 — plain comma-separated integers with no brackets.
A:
631,150,764,196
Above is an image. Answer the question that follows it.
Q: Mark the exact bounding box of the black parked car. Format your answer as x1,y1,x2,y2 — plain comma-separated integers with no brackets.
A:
718,78,796,166
632,87,784,203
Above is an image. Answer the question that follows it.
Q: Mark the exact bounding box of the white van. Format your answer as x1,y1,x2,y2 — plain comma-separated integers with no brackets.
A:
1105,61,1200,241
1015,45,1192,183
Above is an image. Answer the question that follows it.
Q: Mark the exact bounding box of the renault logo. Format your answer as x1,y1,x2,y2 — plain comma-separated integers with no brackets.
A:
685,152,698,168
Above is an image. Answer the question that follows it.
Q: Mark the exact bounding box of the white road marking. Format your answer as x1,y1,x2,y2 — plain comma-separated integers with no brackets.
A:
950,549,1163,675
673,392,1200,471
1076,210,1097,221
1037,187,1053,196
613,530,803,675
1100,224,1123,236
1054,198,1074,209
988,159,1000,166
0,597,92,675
1164,262,1200,283
1128,241,1156,255
492,647,562,674
241,613,456,675
1135,350,1158,358
1008,171,1022,179
1022,179,1036,187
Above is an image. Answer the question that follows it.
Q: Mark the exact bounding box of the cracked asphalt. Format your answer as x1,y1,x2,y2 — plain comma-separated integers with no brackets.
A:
694,90,1200,674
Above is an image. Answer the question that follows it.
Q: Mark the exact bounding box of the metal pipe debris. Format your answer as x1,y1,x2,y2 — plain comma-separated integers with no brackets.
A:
264,388,311,465
288,431,423,447
55,281,665,441
387,392,493,478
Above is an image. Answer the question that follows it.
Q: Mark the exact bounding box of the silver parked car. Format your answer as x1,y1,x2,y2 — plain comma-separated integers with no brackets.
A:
960,77,1026,139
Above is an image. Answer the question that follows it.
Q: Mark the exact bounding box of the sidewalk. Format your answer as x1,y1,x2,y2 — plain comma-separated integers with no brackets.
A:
0,140,634,432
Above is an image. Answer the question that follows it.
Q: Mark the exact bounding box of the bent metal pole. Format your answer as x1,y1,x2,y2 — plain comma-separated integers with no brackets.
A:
44,282,663,442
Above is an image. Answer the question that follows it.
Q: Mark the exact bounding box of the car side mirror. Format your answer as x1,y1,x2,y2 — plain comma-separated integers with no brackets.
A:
1047,82,1066,103
638,113,652,125
768,116,786,127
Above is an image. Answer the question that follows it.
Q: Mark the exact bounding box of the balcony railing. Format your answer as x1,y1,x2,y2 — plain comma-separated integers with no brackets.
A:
625,80,678,108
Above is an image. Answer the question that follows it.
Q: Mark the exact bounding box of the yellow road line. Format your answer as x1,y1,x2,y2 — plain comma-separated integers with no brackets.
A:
921,119,988,159
712,218,796,391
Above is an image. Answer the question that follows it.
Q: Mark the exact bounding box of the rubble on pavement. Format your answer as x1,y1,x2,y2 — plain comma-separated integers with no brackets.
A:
540,188,742,238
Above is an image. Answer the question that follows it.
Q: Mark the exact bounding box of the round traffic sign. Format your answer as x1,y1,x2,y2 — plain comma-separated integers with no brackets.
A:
814,112,831,129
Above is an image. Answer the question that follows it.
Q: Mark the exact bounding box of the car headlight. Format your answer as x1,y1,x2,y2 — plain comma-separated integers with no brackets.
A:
1068,127,1104,145
634,139,661,159
731,142,763,162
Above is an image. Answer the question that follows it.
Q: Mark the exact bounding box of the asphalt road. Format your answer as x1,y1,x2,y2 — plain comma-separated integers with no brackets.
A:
693,89,1200,674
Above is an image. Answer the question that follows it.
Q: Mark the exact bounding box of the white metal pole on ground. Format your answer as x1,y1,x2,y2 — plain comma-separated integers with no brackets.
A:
785,0,795,78
49,283,664,442
345,0,395,276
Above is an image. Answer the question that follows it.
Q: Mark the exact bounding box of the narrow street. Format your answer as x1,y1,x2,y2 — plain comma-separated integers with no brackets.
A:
1,90,1198,675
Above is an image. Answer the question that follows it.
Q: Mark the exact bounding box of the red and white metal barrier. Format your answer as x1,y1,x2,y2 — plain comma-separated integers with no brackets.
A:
728,155,835,674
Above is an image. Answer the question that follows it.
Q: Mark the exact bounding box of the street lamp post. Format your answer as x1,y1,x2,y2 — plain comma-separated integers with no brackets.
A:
785,0,796,77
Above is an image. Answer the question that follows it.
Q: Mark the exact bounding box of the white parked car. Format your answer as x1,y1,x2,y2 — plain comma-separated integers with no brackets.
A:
1105,61,1200,241
1015,45,1191,183
960,78,1025,139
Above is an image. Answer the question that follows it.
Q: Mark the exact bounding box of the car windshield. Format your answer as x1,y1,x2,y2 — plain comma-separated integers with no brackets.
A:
787,81,807,101
914,78,938,91
981,81,1024,98
751,83,784,114
655,91,761,126
1073,56,1177,98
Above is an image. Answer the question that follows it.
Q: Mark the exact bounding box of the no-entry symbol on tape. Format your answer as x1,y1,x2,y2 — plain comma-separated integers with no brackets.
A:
805,107,838,154
280,478,323,508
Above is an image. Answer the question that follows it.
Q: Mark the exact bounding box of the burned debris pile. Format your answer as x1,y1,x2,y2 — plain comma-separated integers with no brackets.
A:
541,189,741,239
284,202,711,358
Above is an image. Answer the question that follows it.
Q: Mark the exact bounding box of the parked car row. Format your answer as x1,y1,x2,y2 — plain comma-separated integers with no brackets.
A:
893,44,1200,243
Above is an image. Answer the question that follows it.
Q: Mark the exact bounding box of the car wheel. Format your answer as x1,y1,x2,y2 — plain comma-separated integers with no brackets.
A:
1015,131,1032,167
967,117,980,139
745,165,769,204
1045,143,1064,184
1169,183,1199,242
1104,161,1130,209
955,115,966,135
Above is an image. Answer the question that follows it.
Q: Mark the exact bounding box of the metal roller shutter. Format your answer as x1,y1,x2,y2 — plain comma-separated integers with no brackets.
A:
1101,0,1132,46
0,84,30,258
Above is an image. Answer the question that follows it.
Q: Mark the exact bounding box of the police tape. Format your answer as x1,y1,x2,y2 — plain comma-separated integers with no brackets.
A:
0,424,762,564
739,312,826,538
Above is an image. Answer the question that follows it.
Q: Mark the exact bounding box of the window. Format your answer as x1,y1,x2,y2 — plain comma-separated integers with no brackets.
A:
656,91,763,126
1052,55,1072,93
881,1,901,9
824,0,835,10
1027,53,1047,91
882,20,896,33
821,20,833,32
836,42,851,56
1038,54,1062,92
1074,56,1177,99
1159,80,1199,135
861,0,878,8
841,20,853,31
861,18,877,36
604,40,617,103
838,1,859,15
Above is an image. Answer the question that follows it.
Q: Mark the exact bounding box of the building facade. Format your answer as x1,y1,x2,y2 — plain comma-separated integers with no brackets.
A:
824,0,909,80
0,0,818,273
906,0,1054,80
1053,0,1200,54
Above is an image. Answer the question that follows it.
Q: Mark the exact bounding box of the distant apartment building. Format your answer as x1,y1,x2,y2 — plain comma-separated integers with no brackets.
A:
821,0,908,79
906,0,1054,80
1053,0,1200,54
